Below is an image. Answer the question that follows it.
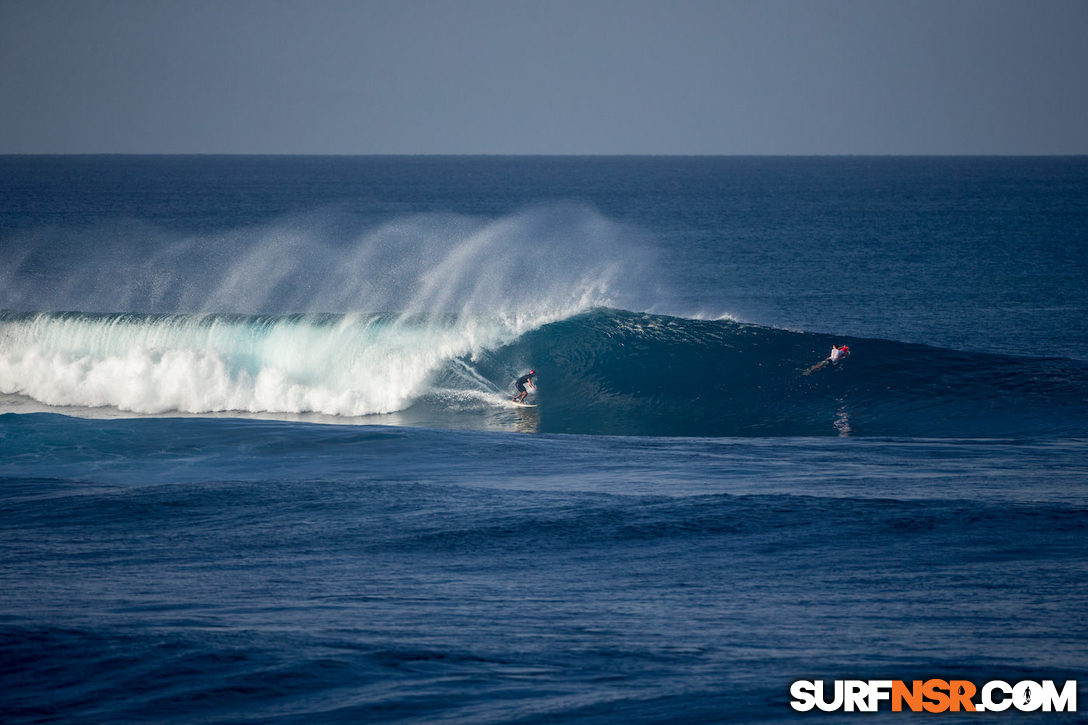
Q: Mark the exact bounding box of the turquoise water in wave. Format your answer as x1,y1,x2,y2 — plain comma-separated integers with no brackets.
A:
1,157,1087,722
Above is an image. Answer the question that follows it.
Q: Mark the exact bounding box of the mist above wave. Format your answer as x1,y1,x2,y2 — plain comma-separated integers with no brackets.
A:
0,204,657,319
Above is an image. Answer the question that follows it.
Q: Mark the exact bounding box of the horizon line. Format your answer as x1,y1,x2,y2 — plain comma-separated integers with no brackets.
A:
3,152,1087,159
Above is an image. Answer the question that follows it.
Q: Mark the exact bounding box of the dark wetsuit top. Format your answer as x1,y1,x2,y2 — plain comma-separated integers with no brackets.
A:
515,373,535,392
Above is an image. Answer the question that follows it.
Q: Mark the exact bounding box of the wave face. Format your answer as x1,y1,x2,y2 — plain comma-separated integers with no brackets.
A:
3,308,1085,438
509,309,1088,437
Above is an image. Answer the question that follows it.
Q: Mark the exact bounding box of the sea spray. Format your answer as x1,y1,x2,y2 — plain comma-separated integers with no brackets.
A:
0,204,654,316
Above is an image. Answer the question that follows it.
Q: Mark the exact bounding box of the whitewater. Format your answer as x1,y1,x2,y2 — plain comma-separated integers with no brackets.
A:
0,311,522,416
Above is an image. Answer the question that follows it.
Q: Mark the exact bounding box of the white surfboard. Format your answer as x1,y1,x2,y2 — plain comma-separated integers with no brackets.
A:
510,400,537,408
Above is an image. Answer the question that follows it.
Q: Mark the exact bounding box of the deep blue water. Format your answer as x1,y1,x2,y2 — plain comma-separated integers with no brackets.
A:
1,156,1087,722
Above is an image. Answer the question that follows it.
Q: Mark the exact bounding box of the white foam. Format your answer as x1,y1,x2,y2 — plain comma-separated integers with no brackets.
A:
0,312,535,416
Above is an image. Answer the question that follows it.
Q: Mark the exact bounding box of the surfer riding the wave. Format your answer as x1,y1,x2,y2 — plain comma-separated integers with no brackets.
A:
512,370,537,404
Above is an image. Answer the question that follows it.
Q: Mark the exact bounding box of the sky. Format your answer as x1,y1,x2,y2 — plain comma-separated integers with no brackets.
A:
1,0,1086,155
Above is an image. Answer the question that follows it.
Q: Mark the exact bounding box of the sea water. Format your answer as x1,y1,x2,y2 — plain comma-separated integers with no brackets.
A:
1,156,1086,722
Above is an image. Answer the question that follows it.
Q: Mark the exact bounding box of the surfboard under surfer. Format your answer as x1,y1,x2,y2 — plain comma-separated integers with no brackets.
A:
512,370,536,403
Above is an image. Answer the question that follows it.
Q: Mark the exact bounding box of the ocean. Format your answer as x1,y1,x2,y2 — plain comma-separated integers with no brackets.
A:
1,156,1086,722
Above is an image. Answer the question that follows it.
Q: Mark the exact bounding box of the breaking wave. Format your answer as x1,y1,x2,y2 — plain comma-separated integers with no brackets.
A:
3,308,1085,438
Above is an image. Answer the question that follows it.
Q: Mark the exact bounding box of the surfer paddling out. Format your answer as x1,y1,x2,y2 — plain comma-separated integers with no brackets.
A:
804,345,850,376
511,370,537,406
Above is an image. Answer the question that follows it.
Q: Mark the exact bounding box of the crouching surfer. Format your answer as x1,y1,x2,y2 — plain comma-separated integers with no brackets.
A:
804,345,850,375
512,370,537,403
